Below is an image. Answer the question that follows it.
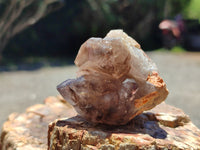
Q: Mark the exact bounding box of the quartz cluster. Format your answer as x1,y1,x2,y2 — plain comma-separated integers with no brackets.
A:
57,30,168,125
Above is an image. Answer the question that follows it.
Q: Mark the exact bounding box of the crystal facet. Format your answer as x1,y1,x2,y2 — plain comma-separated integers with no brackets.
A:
57,30,168,125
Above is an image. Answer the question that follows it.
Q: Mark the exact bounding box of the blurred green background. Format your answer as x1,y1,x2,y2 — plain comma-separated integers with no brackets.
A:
0,0,200,69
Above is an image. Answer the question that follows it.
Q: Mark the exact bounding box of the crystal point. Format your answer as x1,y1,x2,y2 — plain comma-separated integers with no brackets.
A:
57,30,168,125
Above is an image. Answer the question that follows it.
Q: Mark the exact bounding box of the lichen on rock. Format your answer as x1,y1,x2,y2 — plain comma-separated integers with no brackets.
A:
57,30,169,125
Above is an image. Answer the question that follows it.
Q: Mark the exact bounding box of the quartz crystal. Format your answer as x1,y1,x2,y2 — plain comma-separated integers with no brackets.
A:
57,30,169,125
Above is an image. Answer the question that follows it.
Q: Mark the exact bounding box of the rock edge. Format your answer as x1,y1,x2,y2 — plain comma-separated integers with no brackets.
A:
48,102,200,150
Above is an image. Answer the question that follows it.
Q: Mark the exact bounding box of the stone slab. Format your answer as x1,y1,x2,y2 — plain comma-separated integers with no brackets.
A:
48,103,200,150
0,96,76,150
1,96,200,150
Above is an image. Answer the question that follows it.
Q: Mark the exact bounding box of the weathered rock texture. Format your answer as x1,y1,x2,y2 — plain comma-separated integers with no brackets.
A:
1,96,200,150
48,102,200,150
57,30,169,125
0,96,77,150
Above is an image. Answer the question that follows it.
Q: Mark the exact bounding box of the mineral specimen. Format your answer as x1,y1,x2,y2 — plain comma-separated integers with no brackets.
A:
57,30,168,125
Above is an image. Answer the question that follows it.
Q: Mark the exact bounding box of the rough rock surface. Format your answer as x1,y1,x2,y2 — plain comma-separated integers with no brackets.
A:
0,96,77,150
57,30,169,125
48,102,200,150
1,96,200,150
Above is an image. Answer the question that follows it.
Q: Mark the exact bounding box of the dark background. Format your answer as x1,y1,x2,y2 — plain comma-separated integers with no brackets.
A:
2,0,199,61
0,0,199,72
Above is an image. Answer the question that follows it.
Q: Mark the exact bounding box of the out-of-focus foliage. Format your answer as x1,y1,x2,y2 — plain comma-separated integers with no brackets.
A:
0,0,64,60
183,0,200,21
2,0,192,59
156,46,186,53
